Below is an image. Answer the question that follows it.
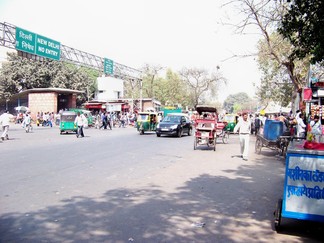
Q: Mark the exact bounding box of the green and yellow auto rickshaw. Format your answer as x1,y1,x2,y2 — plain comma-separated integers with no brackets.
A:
136,112,158,135
223,113,238,132
59,111,77,134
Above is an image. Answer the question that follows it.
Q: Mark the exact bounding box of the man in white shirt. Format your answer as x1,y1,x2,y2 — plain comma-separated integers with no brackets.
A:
296,113,306,138
234,112,251,161
0,110,11,141
74,112,87,138
310,115,322,142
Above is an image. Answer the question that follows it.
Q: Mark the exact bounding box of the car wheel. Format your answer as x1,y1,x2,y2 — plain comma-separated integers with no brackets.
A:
156,133,161,137
188,128,192,136
177,129,182,138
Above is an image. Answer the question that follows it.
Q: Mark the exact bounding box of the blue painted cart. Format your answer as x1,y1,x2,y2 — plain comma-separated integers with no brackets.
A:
274,140,324,231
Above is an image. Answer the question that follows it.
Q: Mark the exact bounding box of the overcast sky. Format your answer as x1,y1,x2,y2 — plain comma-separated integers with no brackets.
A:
0,0,261,102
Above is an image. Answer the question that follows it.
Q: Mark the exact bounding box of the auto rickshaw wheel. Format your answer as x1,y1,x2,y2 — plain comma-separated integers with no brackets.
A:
274,198,283,232
213,137,216,151
140,129,144,135
194,138,198,150
255,138,262,154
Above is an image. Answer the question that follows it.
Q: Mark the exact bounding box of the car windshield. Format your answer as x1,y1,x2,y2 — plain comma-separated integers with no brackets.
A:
163,115,181,123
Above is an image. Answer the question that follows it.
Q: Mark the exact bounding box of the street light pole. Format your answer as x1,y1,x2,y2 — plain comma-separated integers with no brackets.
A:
139,78,143,112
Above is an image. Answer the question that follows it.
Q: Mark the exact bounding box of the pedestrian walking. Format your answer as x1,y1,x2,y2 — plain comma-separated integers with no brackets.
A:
254,114,262,135
233,112,251,161
23,113,32,132
107,112,112,130
100,112,107,129
0,110,11,141
74,112,86,138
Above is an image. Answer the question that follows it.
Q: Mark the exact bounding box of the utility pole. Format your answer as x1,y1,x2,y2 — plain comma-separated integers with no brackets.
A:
139,79,143,112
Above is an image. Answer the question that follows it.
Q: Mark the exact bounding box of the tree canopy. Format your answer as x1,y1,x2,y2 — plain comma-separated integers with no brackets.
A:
140,65,225,109
223,0,311,112
223,92,253,114
0,52,98,106
279,0,324,63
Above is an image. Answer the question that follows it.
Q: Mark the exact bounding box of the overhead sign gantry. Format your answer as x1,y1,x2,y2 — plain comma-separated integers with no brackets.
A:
0,22,141,81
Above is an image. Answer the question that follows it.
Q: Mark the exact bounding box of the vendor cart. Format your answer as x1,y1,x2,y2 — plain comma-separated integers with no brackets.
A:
274,139,324,231
255,119,291,157
255,133,291,157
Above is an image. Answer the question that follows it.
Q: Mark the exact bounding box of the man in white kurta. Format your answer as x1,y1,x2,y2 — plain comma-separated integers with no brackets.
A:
0,110,11,141
234,113,251,161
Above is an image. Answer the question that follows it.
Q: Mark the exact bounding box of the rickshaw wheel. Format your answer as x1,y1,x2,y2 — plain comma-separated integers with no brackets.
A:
274,198,283,232
194,138,198,150
255,138,262,154
222,132,229,144
282,145,287,158
213,137,216,151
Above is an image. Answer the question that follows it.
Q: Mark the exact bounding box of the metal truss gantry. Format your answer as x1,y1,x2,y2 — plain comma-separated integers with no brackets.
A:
0,22,142,81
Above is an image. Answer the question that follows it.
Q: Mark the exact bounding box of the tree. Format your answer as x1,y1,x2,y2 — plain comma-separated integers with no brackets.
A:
141,64,164,99
256,32,307,107
0,52,97,106
179,67,223,108
223,92,253,113
279,0,324,63
156,69,191,107
223,0,310,111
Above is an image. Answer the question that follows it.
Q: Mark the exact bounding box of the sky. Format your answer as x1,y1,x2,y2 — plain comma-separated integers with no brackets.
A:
0,0,261,102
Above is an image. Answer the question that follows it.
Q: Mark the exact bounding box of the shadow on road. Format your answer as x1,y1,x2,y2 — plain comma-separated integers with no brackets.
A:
1,149,323,242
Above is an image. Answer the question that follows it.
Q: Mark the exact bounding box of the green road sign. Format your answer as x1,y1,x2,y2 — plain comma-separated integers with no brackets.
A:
15,27,36,55
15,27,61,60
35,34,60,60
104,58,114,75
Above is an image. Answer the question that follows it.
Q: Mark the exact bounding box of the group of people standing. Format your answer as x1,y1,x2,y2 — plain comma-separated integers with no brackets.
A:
94,111,137,130
233,110,324,161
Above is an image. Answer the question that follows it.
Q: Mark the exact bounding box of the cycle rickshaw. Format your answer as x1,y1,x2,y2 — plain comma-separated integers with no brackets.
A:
193,105,218,151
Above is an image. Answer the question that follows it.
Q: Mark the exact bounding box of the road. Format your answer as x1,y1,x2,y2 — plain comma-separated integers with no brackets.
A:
0,124,323,242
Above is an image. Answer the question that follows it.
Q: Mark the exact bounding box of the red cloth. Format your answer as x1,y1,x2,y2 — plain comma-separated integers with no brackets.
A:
303,141,324,150
303,88,312,101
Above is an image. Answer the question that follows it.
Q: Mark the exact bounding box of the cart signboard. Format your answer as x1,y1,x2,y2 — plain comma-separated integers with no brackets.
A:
282,153,324,222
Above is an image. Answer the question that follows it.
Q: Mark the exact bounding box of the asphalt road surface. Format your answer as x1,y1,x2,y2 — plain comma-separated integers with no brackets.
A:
0,123,323,242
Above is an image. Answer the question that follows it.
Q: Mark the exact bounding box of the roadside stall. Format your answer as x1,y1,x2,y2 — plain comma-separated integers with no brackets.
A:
274,139,324,231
